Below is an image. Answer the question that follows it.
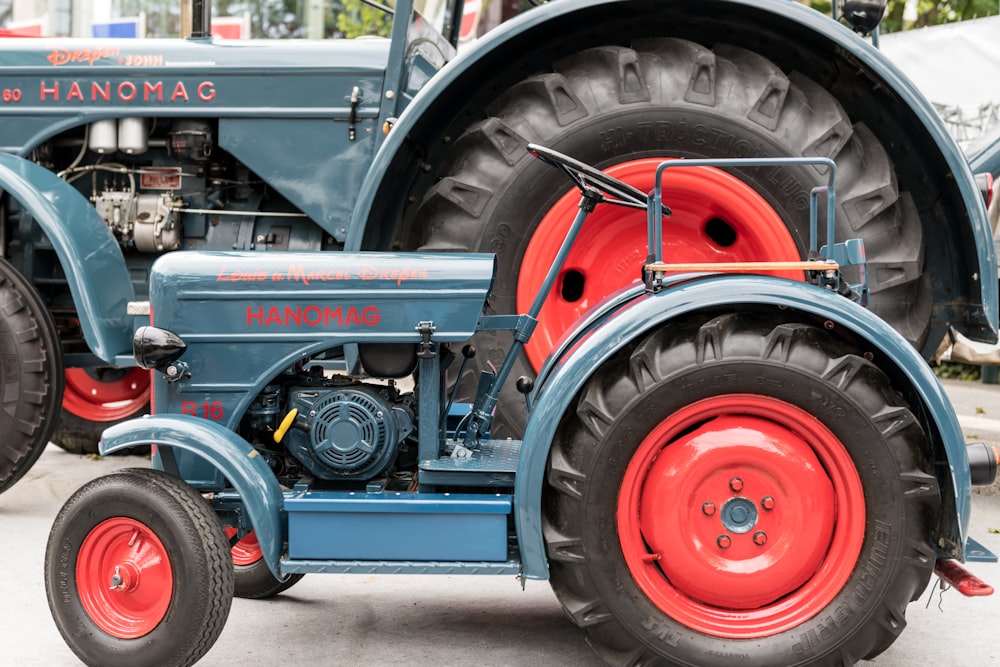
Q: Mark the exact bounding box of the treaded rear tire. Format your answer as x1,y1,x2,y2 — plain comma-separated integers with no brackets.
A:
415,40,926,437
0,256,63,494
542,309,939,666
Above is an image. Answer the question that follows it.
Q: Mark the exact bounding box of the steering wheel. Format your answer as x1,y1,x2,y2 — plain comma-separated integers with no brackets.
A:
527,143,648,210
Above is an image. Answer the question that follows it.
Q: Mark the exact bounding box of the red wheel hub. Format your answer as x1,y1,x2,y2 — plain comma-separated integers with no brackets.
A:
617,395,865,638
63,367,151,421
77,517,173,639
517,160,802,370
224,527,264,566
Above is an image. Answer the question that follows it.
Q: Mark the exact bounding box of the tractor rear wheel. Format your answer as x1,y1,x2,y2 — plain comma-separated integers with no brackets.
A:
45,468,233,667
0,256,63,494
416,40,926,437
542,310,939,666
225,527,305,599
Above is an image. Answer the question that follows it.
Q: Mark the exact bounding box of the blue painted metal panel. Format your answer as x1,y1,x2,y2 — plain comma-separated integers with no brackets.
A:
100,414,287,580
0,152,133,362
285,491,511,561
149,250,495,341
514,276,974,580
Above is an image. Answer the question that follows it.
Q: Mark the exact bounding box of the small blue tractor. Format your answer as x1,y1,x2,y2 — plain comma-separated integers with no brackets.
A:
43,144,1000,666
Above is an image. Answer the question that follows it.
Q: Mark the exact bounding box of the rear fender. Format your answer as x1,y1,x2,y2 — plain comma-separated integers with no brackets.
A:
350,0,997,351
0,153,133,362
101,415,286,580
515,276,972,580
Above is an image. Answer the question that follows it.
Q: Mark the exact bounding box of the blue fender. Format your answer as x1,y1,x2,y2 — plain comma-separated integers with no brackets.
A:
348,0,996,348
101,414,286,580
514,276,972,580
0,153,133,362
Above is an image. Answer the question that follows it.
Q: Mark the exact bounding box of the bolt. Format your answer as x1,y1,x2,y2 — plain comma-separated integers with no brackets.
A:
753,531,768,546
761,496,775,511
717,534,731,549
109,565,123,591
729,477,743,492
702,502,716,516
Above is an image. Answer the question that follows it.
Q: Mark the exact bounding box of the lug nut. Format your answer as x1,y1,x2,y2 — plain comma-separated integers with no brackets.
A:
729,477,743,492
717,534,732,549
761,496,775,510
753,531,768,546
702,502,716,516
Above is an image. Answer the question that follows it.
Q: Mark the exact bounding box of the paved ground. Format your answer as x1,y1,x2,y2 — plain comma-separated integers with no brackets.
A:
3,377,1000,666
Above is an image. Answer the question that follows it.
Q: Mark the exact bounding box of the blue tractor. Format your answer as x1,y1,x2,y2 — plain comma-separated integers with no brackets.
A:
43,143,1000,666
0,0,997,494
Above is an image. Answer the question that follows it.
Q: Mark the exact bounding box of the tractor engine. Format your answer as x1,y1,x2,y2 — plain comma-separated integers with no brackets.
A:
281,383,414,481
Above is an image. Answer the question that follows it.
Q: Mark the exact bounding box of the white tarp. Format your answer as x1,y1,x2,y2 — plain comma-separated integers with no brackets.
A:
879,16,1000,145
879,15,1000,113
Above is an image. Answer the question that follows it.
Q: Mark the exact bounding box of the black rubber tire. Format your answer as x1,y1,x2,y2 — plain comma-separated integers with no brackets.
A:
51,407,150,456
542,310,940,666
415,40,926,437
234,557,304,600
0,256,63,494
45,468,234,667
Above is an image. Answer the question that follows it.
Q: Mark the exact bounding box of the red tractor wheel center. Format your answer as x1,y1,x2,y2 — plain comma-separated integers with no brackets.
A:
63,367,151,422
617,395,865,638
517,159,802,371
76,517,173,639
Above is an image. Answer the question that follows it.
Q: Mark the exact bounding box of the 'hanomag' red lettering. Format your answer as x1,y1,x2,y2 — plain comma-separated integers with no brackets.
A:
246,305,380,327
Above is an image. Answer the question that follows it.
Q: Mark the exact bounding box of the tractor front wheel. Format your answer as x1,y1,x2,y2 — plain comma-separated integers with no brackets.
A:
543,310,940,666
45,468,233,667
53,366,151,455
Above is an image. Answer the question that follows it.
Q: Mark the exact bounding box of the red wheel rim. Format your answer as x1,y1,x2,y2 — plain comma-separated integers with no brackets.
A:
617,395,865,638
63,367,151,422
517,160,802,370
76,517,173,639
225,527,264,566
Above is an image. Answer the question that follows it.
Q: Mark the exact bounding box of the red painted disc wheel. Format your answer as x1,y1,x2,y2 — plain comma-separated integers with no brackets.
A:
76,517,173,639
62,367,151,422
517,159,802,370
225,527,264,566
617,394,865,639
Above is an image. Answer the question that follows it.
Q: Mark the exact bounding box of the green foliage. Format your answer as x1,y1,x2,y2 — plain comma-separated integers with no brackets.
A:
933,361,983,381
336,0,393,38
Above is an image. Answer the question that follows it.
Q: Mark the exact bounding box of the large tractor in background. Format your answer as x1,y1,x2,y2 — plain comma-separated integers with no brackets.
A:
0,0,995,493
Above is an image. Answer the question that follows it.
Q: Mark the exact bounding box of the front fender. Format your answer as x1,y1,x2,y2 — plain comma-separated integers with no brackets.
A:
0,153,133,362
101,415,286,580
514,276,971,580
